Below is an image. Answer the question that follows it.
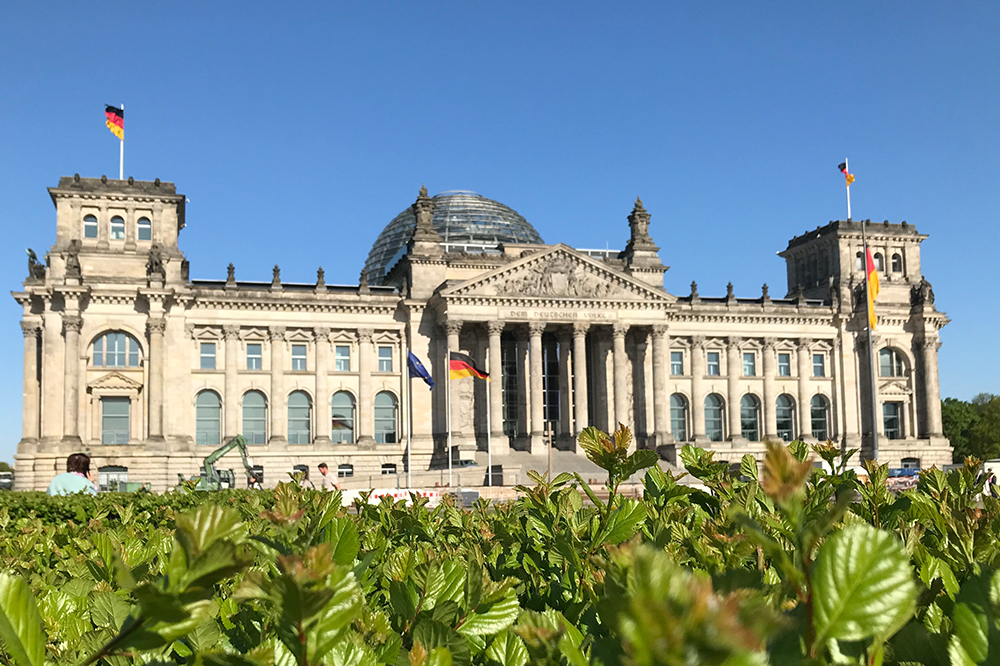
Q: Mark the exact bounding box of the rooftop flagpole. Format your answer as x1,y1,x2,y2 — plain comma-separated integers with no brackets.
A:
119,104,124,180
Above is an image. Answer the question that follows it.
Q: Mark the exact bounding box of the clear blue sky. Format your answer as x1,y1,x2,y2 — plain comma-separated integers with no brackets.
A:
1,3,997,462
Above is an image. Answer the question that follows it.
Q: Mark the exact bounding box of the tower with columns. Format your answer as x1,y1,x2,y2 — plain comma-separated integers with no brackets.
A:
11,176,951,491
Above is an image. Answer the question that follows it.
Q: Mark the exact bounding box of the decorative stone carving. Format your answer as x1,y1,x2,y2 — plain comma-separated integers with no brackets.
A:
763,337,777,352
690,281,699,300
20,321,41,337
226,263,236,285
797,337,813,350
145,244,166,280
357,328,374,343
627,197,655,248
761,283,771,302
314,327,330,342
185,323,196,339
411,185,438,242
64,240,82,280
528,321,546,336
223,324,241,340
727,335,742,348
612,322,629,337
62,315,83,335
691,335,706,350
359,269,369,294
147,318,167,335
181,259,190,282
486,321,505,336
26,249,46,281
444,320,463,337
726,282,735,300
572,322,590,337
500,255,622,299
270,265,282,289
316,267,325,288
911,277,935,307
651,324,668,339
268,325,286,342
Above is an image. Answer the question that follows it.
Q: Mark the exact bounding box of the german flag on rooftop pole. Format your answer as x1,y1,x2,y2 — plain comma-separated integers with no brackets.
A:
449,352,489,380
105,105,124,140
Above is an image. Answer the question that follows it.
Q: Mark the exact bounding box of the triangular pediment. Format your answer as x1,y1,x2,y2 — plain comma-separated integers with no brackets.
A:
879,378,911,396
89,371,144,391
441,245,674,302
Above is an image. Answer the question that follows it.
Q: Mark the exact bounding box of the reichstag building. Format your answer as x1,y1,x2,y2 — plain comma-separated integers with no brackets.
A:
11,175,951,491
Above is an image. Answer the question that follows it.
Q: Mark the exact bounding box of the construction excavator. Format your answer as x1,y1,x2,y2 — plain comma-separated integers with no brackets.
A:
177,434,257,491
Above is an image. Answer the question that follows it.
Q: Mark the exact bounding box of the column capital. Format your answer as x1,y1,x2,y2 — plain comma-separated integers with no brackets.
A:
20,320,41,337
727,335,743,349
486,321,505,336
572,322,590,337
314,326,331,341
651,324,669,339
148,317,167,335
528,321,546,337
357,327,374,343
797,337,813,351
268,325,286,342
444,320,463,336
612,321,629,338
222,324,241,340
691,335,706,350
62,315,83,335
763,336,777,351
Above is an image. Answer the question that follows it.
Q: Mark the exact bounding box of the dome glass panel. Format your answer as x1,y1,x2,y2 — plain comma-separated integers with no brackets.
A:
364,190,543,284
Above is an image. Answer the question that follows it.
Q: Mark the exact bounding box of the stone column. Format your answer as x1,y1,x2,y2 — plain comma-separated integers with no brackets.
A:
651,325,670,445
572,323,590,440
612,322,630,432
921,337,943,436
691,336,706,439
357,328,375,447
487,322,504,441
20,321,41,441
516,329,530,440
314,328,331,443
268,326,286,443
528,322,545,453
61,315,83,444
148,318,167,441
762,338,778,439
797,338,813,439
222,325,240,440
444,320,463,446
727,336,742,440
40,300,62,441
557,329,572,442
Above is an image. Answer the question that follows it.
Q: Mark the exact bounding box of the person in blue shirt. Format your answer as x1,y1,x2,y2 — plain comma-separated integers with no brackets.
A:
46,453,97,496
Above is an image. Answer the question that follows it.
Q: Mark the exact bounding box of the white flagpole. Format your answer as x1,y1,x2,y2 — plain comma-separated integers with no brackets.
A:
119,104,124,180
403,340,412,490
486,347,492,487
845,157,851,222
446,340,453,488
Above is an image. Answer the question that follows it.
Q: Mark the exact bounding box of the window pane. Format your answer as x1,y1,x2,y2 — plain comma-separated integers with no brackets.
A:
378,346,393,372
338,464,354,478
704,395,724,441
84,215,98,238
101,397,130,444
195,391,221,446
247,343,262,370
381,463,397,475
242,391,267,444
331,391,355,444
812,354,825,377
855,252,864,270
740,395,759,441
137,217,151,241
335,345,350,371
776,395,795,441
200,342,216,370
891,254,903,272
292,344,307,371
98,465,129,492
287,391,311,444
110,216,125,240
501,336,519,437
743,353,756,377
811,395,829,441
778,353,791,377
883,402,903,440
670,351,683,375
374,392,397,444
670,395,688,442
93,336,104,366
707,352,720,376
128,337,139,367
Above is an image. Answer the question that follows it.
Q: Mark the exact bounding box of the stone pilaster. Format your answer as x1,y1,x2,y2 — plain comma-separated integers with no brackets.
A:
486,322,505,442
268,326,286,444
572,323,590,442
40,300,62,441
691,336,706,440
651,325,671,446
797,338,813,439
920,336,943,436
148,317,167,441
762,338,778,439
357,328,375,447
222,325,240,440
61,314,83,444
612,322,630,435
528,321,545,453
557,328,572,444
726,336,743,440
314,327,331,443
20,321,41,442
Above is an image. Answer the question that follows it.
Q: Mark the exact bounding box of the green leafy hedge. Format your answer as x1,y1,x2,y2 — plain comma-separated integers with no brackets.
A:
0,426,998,665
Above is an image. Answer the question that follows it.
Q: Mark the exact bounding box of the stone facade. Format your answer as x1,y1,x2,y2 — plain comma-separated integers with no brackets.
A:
11,176,951,491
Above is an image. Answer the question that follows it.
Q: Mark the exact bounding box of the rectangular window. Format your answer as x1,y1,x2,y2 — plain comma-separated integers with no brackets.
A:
778,353,791,377
883,402,904,440
813,353,826,377
246,343,262,370
335,345,351,372
501,336,520,437
378,346,393,372
291,344,307,371
706,352,720,376
670,351,684,376
200,342,216,370
743,352,756,377
101,397,130,445
338,463,354,478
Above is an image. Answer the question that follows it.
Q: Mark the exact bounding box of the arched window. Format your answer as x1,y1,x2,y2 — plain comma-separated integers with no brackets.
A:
891,253,903,273
287,391,312,444
195,391,221,446
878,348,906,377
242,391,267,444
84,214,98,239
331,391,355,444
93,331,141,367
776,395,796,441
137,217,152,241
705,394,725,442
740,395,760,441
873,252,884,271
811,395,830,442
110,215,125,240
855,252,864,271
374,392,398,444
670,394,688,442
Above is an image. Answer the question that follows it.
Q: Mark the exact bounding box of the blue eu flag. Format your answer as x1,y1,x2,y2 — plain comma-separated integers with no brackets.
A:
407,351,434,389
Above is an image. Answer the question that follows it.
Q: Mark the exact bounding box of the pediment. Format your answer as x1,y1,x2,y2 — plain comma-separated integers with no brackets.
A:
879,379,911,396
89,371,144,391
441,245,673,302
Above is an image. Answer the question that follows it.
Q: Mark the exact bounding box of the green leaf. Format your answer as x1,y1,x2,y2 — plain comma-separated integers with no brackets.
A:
595,498,647,547
174,505,244,560
458,588,520,637
325,517,360,566
413,619,470,666
464,561,483,613
485,630,527,666
952,570,1000,664
812,524,917,645
90,591,132,631
740,454,759,480
949,635,977,666
0,574,45,666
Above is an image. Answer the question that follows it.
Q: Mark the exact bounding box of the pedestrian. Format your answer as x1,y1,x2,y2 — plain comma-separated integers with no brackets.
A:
317,462,341,491
298,466,316,490
46,453,97,496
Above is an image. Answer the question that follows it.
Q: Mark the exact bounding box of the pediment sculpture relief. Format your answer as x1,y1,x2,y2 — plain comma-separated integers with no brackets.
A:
498,255,624,299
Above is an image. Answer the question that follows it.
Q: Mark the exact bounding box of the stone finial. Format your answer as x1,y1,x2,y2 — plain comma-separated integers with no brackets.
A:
726,282,735,301
271,265,281,287
359,269,370,294
690,280,699,299
628,197,653,245
226,263,236,284
316,267,325,288
408,184,443,258
761,283,770,301
26,248,45,281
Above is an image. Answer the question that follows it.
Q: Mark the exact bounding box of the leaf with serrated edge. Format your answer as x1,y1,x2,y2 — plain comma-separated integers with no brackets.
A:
485,630,527,666
0,574,45,666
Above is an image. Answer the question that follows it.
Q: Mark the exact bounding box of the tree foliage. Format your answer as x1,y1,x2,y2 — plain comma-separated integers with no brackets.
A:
944,394,1000,462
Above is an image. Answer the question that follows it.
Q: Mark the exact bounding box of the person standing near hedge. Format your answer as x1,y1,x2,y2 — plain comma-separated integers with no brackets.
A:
46,453,97,496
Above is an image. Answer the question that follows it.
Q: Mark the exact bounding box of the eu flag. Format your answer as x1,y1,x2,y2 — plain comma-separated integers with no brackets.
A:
407,351,434,389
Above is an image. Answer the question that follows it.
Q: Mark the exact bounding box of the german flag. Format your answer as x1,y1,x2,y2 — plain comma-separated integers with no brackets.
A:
449,351,489,380
837,162,855,187
865,245,880,330
105,105,124,140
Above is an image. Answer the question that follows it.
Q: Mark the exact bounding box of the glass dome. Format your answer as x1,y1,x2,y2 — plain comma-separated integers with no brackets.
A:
364,190,544,285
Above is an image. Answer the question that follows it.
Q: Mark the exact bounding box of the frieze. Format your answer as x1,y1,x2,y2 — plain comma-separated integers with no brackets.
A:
498,308,618,322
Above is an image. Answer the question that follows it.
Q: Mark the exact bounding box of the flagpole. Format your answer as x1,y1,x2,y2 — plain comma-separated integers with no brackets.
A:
119,104,124,180
845,156,851,222
446,338,453,488
851,158,879,461
485,347,492,487
403,338,412,490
